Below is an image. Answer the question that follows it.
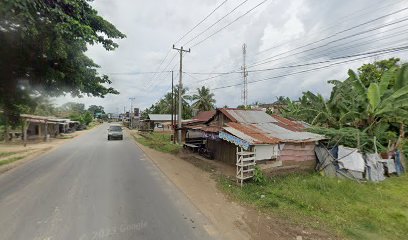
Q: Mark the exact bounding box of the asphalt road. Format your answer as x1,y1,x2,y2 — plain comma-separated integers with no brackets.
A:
0,124,216,240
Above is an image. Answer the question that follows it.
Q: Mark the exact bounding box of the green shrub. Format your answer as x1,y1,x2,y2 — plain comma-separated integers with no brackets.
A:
253,166,267,185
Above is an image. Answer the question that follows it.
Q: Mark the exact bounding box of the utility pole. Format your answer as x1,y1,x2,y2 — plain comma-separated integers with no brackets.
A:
241,43,248,108
129,97,135,129
171,70,176,144
173,44,190,144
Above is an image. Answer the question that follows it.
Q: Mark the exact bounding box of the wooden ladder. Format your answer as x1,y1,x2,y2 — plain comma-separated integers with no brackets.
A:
236,147,256,187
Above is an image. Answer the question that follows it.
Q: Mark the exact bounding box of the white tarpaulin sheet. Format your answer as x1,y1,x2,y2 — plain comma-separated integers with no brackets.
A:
366,153,386,182
337,146,365,172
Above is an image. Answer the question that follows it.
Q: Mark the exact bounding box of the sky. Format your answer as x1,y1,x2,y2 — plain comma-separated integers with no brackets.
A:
54,0,408,114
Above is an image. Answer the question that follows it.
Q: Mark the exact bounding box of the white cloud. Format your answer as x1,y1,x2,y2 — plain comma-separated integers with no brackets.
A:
55,0,408,113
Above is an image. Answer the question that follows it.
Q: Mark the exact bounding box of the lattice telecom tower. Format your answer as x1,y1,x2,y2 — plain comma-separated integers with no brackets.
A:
241,43,248,107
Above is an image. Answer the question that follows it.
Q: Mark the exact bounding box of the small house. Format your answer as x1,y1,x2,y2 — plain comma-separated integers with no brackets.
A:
185,108,324,171
147,114,178,131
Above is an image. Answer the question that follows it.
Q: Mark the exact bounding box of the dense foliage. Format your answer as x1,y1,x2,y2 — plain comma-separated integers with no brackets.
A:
0,0,125,135
191,86,216,111
281,58,407,153
141,85,217,120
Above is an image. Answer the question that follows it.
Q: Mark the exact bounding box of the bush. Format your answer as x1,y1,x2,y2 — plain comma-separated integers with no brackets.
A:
253,166,267,184
82,112,93,126
308,127,386,152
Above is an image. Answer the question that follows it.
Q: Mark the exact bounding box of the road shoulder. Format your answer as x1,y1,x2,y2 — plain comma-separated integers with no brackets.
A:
132,137,252,240
0,126,99,174
130,130,334,240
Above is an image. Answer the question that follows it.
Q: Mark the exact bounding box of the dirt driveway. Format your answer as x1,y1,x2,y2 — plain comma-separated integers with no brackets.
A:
130,131,333,240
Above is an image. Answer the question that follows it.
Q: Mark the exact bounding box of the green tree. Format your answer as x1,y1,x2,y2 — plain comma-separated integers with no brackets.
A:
147,85,193,119
82,112,94,126
57,102,86,118
32,98,57,116
0,0,125,140
281,58,408,152
358,58,400,87
88,105,105,117
191,86,216,111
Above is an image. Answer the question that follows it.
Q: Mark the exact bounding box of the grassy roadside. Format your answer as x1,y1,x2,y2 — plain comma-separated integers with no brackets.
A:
87,121,101,129
0,151,19,158
133,132,181,154
128,131,408,239
0,156,25,166
218,173,408,240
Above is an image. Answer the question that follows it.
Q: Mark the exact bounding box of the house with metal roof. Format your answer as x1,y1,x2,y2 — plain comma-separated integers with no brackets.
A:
185,108,324,173
145,114,179,131
3,114,80,142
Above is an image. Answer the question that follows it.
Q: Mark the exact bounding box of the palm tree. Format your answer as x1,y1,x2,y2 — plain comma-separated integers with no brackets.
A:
191,86,216,111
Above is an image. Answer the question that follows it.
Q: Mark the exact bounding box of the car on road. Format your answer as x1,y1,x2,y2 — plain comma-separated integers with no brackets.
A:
107,125,123,140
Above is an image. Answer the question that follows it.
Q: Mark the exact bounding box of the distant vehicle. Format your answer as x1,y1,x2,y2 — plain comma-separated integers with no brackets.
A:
107,125,123,140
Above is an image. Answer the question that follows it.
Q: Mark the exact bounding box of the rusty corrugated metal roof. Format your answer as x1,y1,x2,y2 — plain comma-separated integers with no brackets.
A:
222,109,277,124
193,110,216,122
253,122,324,142
271,114,306,132
185,124,221,133
226,122,280,144
198,109,325,144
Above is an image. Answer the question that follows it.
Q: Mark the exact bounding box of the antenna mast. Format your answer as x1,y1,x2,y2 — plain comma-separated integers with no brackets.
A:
241,43,248,108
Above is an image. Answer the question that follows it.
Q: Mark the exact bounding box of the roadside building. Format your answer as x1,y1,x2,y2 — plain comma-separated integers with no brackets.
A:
147,114,178,131
184,108,324,172
8,114,79,142
182,110,216,140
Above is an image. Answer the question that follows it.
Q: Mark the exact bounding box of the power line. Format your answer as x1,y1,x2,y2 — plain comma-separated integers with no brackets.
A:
248,8,408,68
174,0,229,45
144,52,178,89
207,45,408,91
194,0,407,73
184,26,408,76
253,0,406,58
182,0,250,46
187,39,408,89
248,16,408,69
190,0,269,48
109,71,171,75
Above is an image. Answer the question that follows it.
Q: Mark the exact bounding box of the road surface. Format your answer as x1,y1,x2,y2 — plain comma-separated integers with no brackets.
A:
0,124,216,240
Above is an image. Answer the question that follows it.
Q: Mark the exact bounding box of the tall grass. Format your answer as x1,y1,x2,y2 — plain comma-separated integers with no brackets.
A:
219,173,408,239
135,132,181,154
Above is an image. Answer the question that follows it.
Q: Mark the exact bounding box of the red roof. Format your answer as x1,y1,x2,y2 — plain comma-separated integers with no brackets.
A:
193,110,216,122
227,122,280,144
185,124,221,133
272,114,305,132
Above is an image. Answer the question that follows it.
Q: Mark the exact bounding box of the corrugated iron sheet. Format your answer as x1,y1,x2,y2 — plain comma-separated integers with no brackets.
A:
253,122,324,142
193,110,216,122
148,114,177,121
226,122,280,144
224,122,323,144
271,114,305,132
224,109,277,124
185,124,221,133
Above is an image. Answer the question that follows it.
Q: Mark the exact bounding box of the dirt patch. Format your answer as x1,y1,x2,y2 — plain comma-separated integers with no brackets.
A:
0,128,95,174
242,207,334,240
129,130,333,240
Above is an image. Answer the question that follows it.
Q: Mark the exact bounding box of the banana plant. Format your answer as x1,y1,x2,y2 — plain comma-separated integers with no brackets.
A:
349,64,408,134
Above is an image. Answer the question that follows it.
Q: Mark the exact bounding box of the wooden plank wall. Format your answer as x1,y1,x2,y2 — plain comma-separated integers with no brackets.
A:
278,142,317,163
207,139,237,165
